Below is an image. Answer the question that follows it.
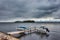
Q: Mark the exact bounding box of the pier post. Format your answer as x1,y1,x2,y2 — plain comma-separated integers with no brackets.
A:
34,27,36,32
29,27,31,33
29,26,32,33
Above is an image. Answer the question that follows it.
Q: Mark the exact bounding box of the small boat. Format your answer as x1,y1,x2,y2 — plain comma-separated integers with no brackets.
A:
16,26,27,31
16,26,30,34
16,26,50,34
36,28,46,34
36,26,50,34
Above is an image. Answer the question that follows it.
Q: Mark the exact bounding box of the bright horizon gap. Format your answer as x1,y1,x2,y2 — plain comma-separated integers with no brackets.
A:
0,17,60,22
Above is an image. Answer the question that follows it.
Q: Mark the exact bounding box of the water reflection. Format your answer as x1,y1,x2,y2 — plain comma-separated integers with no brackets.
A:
36,33,49,38
0,23,60,40
20,33,49,40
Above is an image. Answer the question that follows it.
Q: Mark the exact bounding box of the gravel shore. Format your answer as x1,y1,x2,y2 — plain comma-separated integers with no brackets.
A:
0,32,19,40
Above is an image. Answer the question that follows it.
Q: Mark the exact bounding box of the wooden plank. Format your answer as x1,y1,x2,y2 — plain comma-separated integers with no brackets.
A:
7,30,30,35
7,31,24,34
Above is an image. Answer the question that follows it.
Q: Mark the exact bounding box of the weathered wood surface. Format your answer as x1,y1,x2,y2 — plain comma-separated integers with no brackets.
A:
7,31,24,34
0,32,19,40
7,30,30,35
7,29,38,35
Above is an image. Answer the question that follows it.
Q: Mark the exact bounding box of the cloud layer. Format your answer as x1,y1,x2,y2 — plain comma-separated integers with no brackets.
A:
0,0,60,20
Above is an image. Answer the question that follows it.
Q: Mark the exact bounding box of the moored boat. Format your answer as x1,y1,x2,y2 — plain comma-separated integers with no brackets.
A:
16,26,27,31
36,26,50,34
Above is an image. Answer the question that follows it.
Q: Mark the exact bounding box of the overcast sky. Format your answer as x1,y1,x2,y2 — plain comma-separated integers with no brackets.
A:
0,0,60,20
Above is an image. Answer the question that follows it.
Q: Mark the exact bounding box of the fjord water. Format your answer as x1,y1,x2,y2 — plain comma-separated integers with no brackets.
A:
0,23,60,40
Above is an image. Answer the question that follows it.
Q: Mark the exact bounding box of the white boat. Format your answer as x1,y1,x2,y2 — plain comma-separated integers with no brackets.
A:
36,26,50,34
16,26,27,31
16,28,24,31
36,28,46,34
16,26,50,34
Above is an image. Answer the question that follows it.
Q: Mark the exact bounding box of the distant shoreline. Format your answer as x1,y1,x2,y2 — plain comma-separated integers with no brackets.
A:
1,21,60,23
0,20,60,23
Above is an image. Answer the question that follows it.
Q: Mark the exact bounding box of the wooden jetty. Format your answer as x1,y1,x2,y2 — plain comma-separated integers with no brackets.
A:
7,30,35,35
0,32,19,40
7,30,31,35
0,30,35,40
0,27,48,40
7,31,25,35
7,27,47,35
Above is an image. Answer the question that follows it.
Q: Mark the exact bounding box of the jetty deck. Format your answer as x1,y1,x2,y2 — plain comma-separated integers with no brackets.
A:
0,27,48,40
7,31,25,34
7,30,35,35
0,32,19,40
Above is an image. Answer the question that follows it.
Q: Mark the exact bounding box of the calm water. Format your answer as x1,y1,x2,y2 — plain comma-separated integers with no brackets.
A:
0,23,60,40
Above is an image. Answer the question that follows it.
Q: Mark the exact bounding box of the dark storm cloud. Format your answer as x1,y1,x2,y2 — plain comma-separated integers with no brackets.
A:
0,0,28,20
0,0,60,20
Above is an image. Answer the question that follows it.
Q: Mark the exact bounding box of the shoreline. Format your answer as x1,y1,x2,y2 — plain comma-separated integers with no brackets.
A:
0,32,19,40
